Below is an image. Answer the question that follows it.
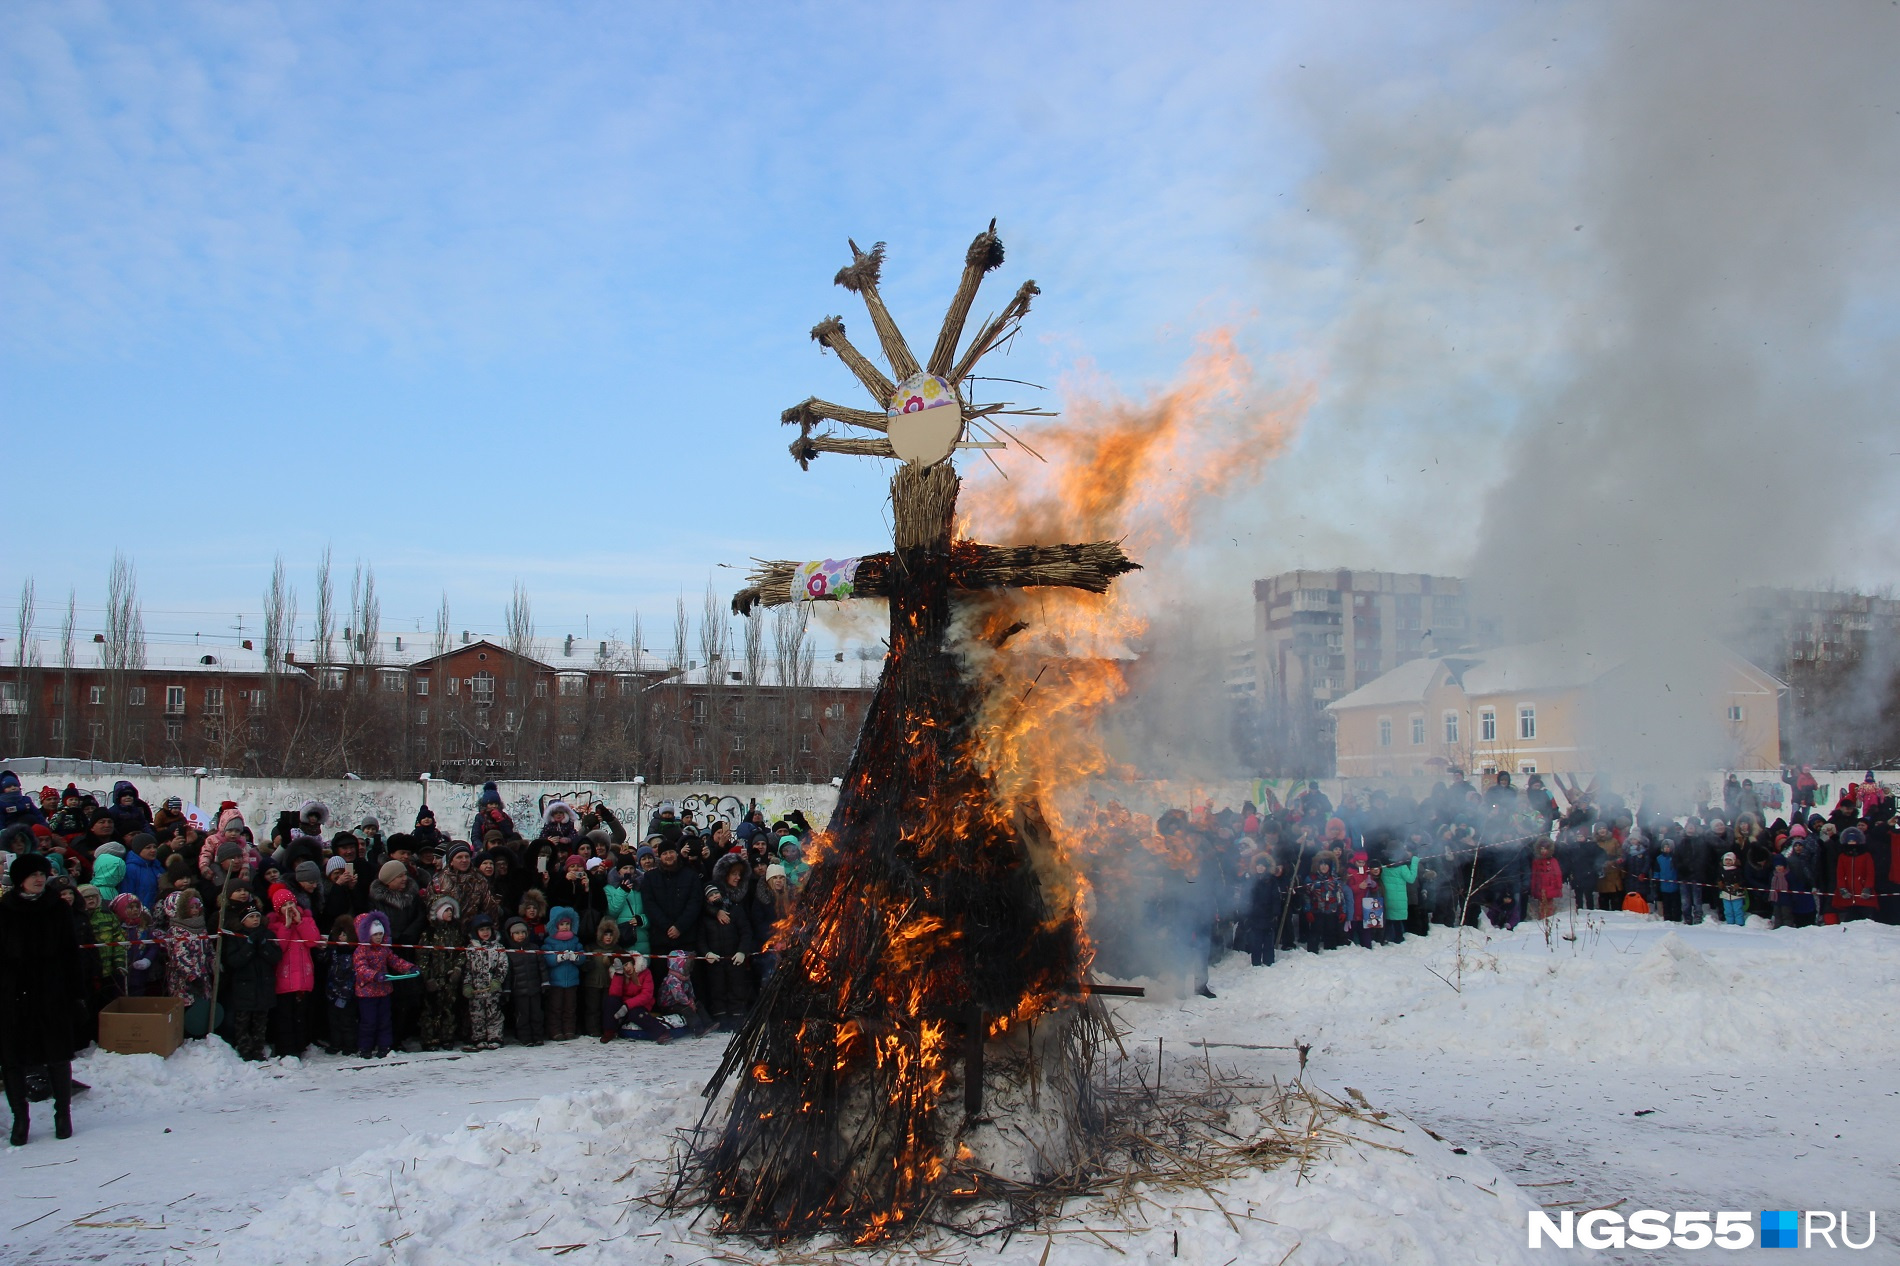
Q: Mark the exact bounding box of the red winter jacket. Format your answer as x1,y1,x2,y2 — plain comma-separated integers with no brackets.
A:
268,905,322,994
1835,850,1877,910
1530,856,1565,901
609,962,655,1010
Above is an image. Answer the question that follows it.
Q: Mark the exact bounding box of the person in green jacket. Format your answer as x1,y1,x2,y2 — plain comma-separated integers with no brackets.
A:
1377,851,1419,945
89,849,126,902
602,860,649,954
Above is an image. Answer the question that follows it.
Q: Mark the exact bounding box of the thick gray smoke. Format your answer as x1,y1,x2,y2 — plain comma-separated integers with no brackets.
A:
1281,3,1900,780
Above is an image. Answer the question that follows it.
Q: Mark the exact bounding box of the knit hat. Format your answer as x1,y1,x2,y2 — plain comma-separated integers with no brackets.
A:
766,863,787,881
110,892,144,923
163,796,183,811
1790,824,1809,838
215,840,245,864
325,856,350,876
443,840,474,867
99,839,128,858
483,830,504,845
164,855,193,884
127,832,157,853
294,860,322,885
358,815,380,831
377,860,409,886
585,856,603,871
77,884,101,903
704,885,722,902
1722,851,1738,866
585,828,612,846
268,883,298,910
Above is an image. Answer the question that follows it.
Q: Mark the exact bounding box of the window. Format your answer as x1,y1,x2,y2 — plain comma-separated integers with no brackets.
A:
203,722,221,744
415,676,430,696
165,686,186,714
89,685,105,706
824,703,844,721
503,710,517,730
0,683,18,714
89,721,104,741
559,707,578,725
508,678,521,698
1480,708,1496,742
618,676,639,696
798,700,813,720
249,718,264,739
559,734,578,748
471,671,494,707
204,687,224,713
48,718,63,741
798,733,812,753
1727,704,1744,722
691,767,706,783
1410,715,1425,745
247,689,265,709
164,720,182,742
1444,711,1459,744
558,675,584,697
592,681,606,699
1518,761,1537,775
730,767,743,783
530,679,544,698
732,734,745,752
769,767,780,781
1378,717,1392,747
127,686,146,707
445,675,460,696
320,670,345,691
1518,704,1536,740
416,708,429,726
444,734,462,755
380,670,405,692
692,697,708,722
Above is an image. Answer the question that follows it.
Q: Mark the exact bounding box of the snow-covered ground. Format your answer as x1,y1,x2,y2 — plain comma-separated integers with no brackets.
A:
4,913,1895,1265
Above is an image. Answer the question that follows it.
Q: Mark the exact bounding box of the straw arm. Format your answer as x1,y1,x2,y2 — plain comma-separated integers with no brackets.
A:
811,316,896,406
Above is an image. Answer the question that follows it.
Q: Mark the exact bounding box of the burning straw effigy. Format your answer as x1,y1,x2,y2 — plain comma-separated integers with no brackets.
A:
671,225,1150,1244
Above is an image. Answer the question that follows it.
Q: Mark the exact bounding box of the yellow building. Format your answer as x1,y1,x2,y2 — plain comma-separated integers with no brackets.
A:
1326,639,1783,781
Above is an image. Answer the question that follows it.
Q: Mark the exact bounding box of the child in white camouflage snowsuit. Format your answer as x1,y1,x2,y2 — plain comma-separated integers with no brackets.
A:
461,914,507,1050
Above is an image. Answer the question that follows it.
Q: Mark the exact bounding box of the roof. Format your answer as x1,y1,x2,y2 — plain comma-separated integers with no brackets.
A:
306,636,667,675
666,659,879,690
1,638,303,677
1326,655,1442,711
1453,639,1614,696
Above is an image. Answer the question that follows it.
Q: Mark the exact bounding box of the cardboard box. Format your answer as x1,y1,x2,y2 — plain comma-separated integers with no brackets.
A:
97,996,186,1058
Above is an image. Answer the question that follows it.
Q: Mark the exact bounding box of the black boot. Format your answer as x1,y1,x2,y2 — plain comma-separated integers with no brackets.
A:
4,1065,28,1146
48,1062,72,1140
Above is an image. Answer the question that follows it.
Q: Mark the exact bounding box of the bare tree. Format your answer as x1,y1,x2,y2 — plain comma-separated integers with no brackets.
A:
432,592,451,660
670,594,689,672
313,546,335,667
102,553,146,759
349,561,381,666
503,581,536,768
263,556,297,678
772,603,815,690
57,589,75,757
10,578,36,754
743,604,766,686
504,581,534,657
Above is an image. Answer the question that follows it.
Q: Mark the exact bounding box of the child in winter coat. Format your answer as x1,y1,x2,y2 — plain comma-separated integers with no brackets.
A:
605,952,672,1043
1379,851,1419,944
266,884,321,1058
1655,839,1681,922
503,917,548,1045
1343,853,1378,949
352,911,414,1059
322,916,358,1055
159,890,213,1006
1529,842,1564,921
658,948,711,1036
1302,859,1349,954
1718,852,1748,926
1240,857,1283,966
461,914,508,1051
542,906,583,1041
111,893,163,996
221,902,282,1061
579,920,622,1039
81,884,126,1017
418,895,467,1050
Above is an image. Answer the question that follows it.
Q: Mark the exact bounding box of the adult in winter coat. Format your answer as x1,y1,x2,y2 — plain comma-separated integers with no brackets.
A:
602,860,649,953
122,834,164,910
431,841,500,924
90,848,126,902
103,780,153,841
1240,857,1283,966
0,771,47,833
642,840,704,967
0,854,81,1144
699,856,759,1026
368,860,426,1045
219,901,282,1060
1833,827,1878,921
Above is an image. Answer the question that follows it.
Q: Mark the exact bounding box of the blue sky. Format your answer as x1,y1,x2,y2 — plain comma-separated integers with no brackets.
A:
4,2,1892,654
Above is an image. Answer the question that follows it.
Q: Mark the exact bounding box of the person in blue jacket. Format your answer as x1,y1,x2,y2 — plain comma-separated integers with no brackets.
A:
0,772,46,833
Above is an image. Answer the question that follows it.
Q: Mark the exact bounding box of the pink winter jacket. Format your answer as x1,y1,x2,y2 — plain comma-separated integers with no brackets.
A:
268,905,322,994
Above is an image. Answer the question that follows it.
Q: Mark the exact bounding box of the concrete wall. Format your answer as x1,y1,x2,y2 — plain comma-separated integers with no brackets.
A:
6,758,839,839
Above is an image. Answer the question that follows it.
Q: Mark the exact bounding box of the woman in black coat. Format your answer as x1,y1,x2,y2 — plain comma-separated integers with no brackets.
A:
1,854,82,1144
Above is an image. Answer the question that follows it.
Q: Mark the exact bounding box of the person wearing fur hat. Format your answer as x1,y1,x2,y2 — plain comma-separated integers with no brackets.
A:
157,890,213,1007
416,894,466,1050
699,858,759,1029
537,799,581,846
460,914,507,1051
1833,827,1878,922
111,893,163,996
266,884,320,1057
104,780,153,841
350,911,413,1059
1,853,81,1143
220,893,281,1060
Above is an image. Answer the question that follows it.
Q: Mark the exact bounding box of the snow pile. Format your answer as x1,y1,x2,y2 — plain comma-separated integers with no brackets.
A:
1155,914,1900,1066
202,1082,1541,1266
75,1034,285,1111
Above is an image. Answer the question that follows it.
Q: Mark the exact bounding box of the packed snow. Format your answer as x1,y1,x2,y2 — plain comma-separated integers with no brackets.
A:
5,912,1895,1265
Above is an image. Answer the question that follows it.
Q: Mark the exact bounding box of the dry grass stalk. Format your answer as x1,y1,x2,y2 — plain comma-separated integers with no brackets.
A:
783,397,890,434
951,280,1041,385
835,240,922,382
929,222,1006,377
811,317,896,406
